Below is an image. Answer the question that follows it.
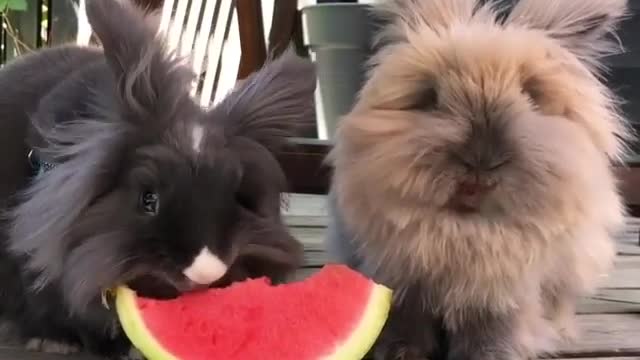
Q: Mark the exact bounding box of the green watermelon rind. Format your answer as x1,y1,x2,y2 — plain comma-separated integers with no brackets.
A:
115,267,393,360
322,284,392,359
116,286,179,360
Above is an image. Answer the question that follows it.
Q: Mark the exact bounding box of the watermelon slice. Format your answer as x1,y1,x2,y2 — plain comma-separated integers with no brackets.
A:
114,264,393,360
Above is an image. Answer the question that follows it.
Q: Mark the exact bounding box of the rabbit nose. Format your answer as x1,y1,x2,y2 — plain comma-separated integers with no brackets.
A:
456,150,509,172
182,247,228,286
458,125,511,171
458,179,496,196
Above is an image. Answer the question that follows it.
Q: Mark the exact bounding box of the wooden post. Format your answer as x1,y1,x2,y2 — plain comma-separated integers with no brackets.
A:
267,0,298,57
265,0,316,138
235,0,267,80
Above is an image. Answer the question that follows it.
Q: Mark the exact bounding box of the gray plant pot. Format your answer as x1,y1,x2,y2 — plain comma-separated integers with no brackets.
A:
301,3,380,140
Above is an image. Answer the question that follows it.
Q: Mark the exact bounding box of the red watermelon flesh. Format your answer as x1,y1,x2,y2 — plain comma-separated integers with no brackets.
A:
115,264,393,360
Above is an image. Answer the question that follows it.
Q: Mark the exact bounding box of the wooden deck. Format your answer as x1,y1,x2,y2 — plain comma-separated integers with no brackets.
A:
2,193,639,359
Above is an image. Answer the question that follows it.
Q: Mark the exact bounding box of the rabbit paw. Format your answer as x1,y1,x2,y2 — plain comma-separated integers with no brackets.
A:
24,338,81,354
373,340,430,360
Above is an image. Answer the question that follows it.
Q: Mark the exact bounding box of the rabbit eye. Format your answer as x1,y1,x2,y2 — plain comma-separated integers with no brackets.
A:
140,191,160,215
522,77,544,106
414,87,438,111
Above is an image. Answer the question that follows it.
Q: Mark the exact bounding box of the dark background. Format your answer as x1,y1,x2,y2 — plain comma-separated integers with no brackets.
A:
606,4,640,154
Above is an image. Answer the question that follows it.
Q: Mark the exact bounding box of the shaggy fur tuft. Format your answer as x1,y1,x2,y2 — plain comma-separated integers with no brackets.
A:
326,0,632,359
0,0,315,358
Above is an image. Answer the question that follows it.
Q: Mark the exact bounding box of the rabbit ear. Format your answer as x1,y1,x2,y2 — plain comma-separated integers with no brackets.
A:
84,0,194,119
375,0,493,36
505,0,628,61
212,47,317,152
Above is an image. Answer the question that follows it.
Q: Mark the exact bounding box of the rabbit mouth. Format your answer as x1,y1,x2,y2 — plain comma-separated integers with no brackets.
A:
126,274,183,299
449,179,498,213
125,272,212,300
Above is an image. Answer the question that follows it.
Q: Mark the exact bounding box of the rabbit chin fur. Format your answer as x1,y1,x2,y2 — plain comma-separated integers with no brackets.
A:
326,0,633,358
0,0,315,358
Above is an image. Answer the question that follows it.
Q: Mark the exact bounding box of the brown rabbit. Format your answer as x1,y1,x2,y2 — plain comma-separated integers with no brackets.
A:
325,0,633,359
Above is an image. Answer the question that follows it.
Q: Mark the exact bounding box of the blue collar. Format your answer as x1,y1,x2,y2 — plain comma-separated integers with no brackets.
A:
27,149,56,177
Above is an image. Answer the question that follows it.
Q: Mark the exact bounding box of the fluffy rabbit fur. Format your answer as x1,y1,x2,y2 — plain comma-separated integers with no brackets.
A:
0,0,315,358
326,0,632,359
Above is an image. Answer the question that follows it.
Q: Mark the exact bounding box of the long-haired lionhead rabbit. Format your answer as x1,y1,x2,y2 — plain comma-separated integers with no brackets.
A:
326,0,632,359
0,0,315,358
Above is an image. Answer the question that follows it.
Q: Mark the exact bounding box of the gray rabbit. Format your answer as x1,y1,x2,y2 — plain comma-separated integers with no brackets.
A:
0,0,316,358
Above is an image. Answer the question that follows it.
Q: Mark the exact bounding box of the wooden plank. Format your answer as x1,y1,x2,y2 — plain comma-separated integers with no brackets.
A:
289,226,325,251
579,289,640,314
619,217,640,254
619,240,640,256
603,257,640,289
283,193,327,216
556,314,640,357
302,249,326,267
